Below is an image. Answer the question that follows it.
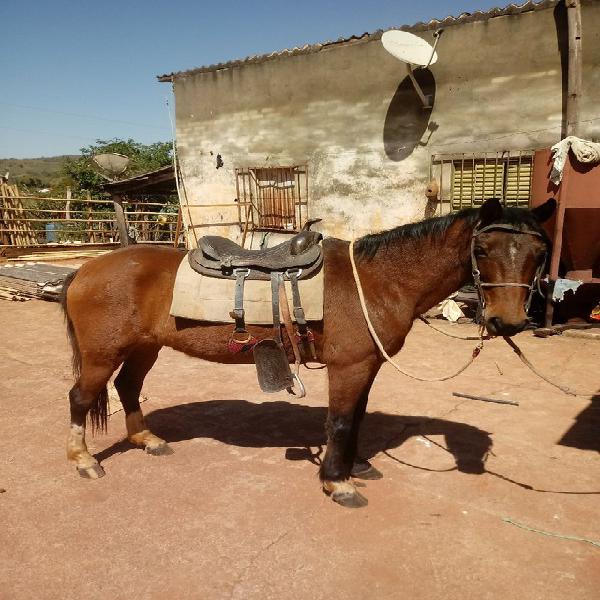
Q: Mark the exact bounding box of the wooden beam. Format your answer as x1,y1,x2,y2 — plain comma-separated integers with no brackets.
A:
566,0,583,137
545,163,570,327
173,207,183,248
112,193,133,247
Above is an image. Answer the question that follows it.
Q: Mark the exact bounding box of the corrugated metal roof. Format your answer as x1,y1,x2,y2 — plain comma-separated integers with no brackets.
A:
157,0,557,82
103,164,175,194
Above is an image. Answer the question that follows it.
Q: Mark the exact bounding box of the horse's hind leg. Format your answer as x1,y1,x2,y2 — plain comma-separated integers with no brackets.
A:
114,347,172,456
67,358,116,479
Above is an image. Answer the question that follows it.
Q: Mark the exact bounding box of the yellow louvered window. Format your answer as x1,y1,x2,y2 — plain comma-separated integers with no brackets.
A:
504,159,533,204
451,161,505,207
430,152,534,212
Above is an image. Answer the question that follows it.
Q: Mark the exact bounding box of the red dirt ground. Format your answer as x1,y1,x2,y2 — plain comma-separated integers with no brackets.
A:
1,299,598,599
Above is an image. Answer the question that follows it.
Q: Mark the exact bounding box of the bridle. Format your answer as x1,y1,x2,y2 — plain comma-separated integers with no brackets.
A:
471,223,547,315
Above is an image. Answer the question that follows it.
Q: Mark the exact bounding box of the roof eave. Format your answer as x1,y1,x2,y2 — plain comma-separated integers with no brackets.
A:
157,0,557,82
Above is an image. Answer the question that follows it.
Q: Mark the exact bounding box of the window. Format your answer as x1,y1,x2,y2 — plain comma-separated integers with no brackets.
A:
430,151,534,211
235,165,308,231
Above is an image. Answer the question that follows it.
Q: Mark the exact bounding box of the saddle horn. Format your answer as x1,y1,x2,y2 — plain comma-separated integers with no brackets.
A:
302,218,322,231
292,218,323,256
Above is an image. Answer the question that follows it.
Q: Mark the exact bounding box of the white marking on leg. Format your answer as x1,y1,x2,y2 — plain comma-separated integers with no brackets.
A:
323,480,357,495
126,410,167,450
66,423,98,469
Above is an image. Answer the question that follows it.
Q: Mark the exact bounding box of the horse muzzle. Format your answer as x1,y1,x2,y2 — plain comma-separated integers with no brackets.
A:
485,316,528,337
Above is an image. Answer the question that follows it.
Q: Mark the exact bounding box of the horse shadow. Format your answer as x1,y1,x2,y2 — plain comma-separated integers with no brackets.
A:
96,400,492,474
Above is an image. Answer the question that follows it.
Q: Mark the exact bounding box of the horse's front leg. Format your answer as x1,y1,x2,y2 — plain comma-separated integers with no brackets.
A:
320,360,380,508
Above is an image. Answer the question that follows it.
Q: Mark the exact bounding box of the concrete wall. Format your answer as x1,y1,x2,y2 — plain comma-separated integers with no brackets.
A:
172,1,600,245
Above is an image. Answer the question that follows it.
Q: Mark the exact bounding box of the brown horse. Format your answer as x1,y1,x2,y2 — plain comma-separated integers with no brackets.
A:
61,197,555,507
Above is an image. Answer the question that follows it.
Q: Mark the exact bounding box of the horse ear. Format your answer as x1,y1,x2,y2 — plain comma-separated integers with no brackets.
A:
478,198,503,225
531,198,557,223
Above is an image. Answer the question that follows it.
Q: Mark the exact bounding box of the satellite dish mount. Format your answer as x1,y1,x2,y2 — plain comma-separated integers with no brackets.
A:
382,29,443,109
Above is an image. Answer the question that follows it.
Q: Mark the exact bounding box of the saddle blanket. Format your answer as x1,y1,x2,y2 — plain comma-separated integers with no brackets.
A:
170,254,324,324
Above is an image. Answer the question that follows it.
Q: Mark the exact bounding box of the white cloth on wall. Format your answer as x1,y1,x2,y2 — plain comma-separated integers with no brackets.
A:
550,136,600,185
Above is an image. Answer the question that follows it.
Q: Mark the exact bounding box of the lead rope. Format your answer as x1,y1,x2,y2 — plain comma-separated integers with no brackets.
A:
419,316,491,341
502,336,597,397
422,316,597,396
349,240,484,382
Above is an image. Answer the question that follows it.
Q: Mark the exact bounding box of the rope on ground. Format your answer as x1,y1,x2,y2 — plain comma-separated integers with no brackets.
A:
503,517,600,549
349,240,483,382
503,336,598,397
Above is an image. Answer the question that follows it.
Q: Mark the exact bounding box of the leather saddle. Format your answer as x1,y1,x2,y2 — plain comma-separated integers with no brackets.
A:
186,219,323,396
188,219,323,280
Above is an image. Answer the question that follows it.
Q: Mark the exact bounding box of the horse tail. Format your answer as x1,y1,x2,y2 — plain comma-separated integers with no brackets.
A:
60,271,81,379
60,270,108,432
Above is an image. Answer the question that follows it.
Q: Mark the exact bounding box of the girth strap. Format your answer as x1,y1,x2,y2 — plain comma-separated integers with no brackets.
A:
271,272,283,341
287,269,317,360
231,268,250,333
287,270,307,333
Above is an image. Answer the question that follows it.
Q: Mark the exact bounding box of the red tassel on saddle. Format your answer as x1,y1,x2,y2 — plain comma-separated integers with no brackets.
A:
295,329,314,343
227,332,258,353
295,328,317,360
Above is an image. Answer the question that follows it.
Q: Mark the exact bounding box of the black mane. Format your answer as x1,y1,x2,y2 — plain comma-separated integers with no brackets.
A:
355,205,545,259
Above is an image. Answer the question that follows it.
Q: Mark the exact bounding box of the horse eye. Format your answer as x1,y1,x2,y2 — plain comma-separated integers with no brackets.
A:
474,246,486,258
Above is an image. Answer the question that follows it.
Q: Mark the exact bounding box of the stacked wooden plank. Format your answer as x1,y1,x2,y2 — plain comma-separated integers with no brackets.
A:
0,183,38,246
0,263,75,302
7,249,110,261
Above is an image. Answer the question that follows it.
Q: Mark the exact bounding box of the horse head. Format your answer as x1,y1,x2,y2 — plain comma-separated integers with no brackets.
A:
472,197,556,337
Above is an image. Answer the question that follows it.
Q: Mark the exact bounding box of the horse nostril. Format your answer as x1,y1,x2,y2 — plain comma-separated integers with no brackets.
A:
487,317,503,334
514,320,528,334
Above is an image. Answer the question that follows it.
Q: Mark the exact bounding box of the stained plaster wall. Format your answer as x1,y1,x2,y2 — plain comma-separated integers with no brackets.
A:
172,1,600,245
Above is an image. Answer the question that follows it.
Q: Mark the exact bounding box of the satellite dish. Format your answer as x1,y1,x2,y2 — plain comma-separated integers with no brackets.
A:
381,29,443,109
92,153,130,179
381,30,438,66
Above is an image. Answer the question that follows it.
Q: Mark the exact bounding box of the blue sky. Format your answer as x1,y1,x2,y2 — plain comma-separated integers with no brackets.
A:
1,0,504,158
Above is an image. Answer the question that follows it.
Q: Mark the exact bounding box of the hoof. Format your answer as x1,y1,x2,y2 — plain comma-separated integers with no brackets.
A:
145,443,174,456
77,463,105,479
331,490,369,508
351,462,383,480
323,480,369,508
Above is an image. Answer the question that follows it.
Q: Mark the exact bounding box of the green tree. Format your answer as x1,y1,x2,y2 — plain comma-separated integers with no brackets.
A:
63,138,172,197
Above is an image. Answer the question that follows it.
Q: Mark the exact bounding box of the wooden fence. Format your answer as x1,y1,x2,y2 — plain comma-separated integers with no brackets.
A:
0,184,179,247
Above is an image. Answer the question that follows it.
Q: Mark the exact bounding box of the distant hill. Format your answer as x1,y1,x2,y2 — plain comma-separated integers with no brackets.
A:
0,155,76,189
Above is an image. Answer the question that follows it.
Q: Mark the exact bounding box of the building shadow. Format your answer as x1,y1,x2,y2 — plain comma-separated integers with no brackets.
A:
383,68,436,161
96,399,490,474
558,391,600,453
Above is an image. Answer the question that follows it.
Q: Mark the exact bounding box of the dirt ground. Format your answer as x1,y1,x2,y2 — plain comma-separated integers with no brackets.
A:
1,298,598,600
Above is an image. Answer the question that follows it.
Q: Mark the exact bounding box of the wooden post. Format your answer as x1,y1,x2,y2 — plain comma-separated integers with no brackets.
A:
65,187,71,220
112,193,131,247
566,0,582,137
86,190,96,243
545,164,570,327
173,206,182,248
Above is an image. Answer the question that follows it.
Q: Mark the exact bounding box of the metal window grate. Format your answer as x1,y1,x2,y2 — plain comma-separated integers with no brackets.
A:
430,151,534,211
235,165,308,232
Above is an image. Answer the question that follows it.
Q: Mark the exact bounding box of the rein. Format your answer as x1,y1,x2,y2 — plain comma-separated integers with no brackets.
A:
349,239,484,382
